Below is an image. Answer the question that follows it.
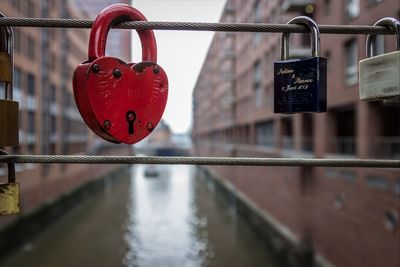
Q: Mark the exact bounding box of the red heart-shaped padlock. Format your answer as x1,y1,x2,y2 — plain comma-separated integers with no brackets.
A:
73,4,168,144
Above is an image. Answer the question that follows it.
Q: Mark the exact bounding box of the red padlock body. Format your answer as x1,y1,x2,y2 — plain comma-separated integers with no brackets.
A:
86,58,168,144
73,63,120,143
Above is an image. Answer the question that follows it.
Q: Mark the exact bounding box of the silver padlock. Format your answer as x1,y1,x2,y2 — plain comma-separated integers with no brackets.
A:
0,149,20,215
0,12,19,146
359,17,400,101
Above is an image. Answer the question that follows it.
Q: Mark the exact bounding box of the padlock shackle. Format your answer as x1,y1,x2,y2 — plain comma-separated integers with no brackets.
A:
88,4,157,62
0,150,15,183
0,12,14,100
366,17,400,58
281,16,320,61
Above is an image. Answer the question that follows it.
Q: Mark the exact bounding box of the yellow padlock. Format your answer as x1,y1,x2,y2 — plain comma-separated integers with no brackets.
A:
0,149,20,215
0,12,19,147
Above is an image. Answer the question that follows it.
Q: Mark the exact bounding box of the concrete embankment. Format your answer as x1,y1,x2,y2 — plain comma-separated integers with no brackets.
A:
0,165,129,259
197,166,335,267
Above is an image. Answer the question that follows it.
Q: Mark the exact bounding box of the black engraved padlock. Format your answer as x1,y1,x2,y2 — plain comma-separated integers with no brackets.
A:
274,16,327,113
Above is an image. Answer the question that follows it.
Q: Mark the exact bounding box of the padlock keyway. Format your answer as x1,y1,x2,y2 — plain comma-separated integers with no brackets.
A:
126,111,136,135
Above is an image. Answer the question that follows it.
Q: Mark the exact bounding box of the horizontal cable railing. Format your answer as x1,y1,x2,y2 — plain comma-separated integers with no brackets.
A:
0,17,398,169
0,18,396,34
0,155,399,168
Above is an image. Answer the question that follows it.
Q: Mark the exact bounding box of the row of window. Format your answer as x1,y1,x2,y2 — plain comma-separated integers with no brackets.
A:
325,167,399,197
343,0,384,19
196,104,399,158
6,0,36,17
13,67,35,97
14,28,36,60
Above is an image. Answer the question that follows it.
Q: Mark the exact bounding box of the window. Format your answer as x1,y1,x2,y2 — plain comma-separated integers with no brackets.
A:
0,83,4,98
282,118,293,150
366,175,388,191
395,180,400,195
345,39,358,86
256,121,274,147
324,0,331,15
27,73,35,95
345,0,359,19
253,0,262,45
14,28,22,53
334,108,356,155
27,36,35,59
368,0,383,5
253,61,263,107
26,0,35,18
49,52,57,71
50,85,56,102
28,111,35,134
14,68,22,91
13,68,23,102
50,116,56,135
302,113,314,152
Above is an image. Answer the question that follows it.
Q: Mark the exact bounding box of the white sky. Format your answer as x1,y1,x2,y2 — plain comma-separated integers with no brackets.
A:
131,0,226,134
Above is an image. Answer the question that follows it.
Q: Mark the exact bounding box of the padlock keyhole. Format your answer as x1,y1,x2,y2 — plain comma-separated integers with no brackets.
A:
126,111,136,135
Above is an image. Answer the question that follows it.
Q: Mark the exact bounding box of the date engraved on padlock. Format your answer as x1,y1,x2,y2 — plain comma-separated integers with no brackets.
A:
274,57,327,113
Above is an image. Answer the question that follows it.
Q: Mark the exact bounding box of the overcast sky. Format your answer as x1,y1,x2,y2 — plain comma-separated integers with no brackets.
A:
131,0,226,134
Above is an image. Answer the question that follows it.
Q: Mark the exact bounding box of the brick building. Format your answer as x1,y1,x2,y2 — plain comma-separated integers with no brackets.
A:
71,0,132,62
0,1,131,224
192,1,400,266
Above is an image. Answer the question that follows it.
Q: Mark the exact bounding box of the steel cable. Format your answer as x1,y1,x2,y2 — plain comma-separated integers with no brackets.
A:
0,155,399,168
0,17,398,169
0,18,396,34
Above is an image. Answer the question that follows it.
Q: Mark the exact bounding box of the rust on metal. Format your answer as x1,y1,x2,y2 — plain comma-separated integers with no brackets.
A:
0,51,12,82
0,182,20,215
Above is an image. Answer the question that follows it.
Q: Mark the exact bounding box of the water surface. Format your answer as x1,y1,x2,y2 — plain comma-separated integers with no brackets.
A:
2,165,281,267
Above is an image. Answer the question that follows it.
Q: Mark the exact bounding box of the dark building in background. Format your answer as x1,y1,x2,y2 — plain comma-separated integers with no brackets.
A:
0,1,131,225
192,1,400,267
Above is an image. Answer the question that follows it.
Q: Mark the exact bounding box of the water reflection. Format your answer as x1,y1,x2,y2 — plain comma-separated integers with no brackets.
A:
124,165,200,267
1,165,281,267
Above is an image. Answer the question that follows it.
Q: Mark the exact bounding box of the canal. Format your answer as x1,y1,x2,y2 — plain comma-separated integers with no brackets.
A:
1,165,282,267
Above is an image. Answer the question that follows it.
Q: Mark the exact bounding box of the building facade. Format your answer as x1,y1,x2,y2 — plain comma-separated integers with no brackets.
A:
71,0,132,62
0,1,131,225
192,1,400,267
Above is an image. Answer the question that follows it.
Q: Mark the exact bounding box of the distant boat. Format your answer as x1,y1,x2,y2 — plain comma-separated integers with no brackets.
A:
144,166,160,177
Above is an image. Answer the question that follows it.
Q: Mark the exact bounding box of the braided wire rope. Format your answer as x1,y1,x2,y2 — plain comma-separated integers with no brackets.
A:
0,17,398,169
0,155,399,168
0,18,396,34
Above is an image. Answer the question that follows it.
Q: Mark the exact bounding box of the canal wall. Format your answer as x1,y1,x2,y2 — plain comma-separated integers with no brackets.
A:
0,146,131,260
197,166,335,267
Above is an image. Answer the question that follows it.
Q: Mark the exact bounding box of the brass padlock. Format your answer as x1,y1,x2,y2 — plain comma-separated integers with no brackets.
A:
0,12,19,146
0,149,20,215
